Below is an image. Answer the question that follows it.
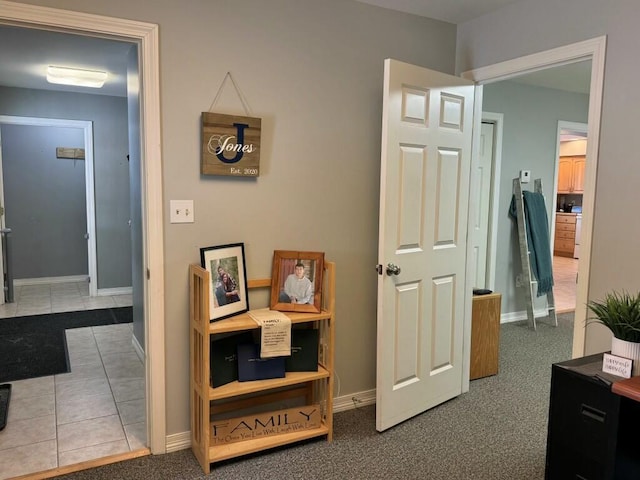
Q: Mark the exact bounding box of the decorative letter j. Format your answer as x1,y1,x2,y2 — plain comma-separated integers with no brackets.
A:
216,123,249,164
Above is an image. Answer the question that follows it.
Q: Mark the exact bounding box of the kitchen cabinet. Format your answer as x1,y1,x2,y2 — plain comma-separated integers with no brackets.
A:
558,155,586,194
554,213,576,257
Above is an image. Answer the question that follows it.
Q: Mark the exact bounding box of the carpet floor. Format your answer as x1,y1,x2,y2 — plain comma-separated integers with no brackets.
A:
0,307,133,383
55,313,574,480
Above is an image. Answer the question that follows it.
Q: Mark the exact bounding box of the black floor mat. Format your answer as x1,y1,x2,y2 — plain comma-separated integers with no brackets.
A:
0,307,133,383
0,384,11,430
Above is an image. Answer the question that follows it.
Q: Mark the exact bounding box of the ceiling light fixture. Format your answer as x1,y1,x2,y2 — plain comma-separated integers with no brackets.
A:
46,65,108,88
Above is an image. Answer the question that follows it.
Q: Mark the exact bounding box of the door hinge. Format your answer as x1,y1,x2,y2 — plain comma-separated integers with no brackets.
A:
376,264,383,275
147,268,151,280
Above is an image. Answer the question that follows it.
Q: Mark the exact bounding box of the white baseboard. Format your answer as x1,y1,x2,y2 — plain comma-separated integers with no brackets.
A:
132,334,145,363
14,275,88,286
14,277,132,298
165,388,378,450
500,308,550,324
97,286,132,297
165,431,191,453
333,389,376,413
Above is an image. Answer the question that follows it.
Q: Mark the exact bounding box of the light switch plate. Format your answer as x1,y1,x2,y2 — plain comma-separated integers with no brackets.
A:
170,200,194,223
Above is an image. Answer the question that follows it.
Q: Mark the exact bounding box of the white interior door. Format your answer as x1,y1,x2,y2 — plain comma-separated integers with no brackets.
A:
376,59,475,431
471,121,495,288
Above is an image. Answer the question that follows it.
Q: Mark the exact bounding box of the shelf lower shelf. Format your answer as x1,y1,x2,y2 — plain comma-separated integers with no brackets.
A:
210,367,330,401
209,424,330,463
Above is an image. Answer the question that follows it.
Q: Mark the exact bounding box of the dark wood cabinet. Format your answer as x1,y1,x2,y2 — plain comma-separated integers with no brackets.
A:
545,354,640,480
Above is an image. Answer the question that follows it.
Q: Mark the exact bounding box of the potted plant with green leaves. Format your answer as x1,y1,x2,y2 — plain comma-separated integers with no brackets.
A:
587,291,640,375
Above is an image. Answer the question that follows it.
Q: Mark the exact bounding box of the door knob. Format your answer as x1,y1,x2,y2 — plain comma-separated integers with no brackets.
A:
386,263,401,276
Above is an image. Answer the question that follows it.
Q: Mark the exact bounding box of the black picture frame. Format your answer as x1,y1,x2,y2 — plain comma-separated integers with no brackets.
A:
200,243,249,321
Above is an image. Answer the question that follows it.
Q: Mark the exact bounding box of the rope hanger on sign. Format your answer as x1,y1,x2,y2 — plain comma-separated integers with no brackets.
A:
208,71,254,116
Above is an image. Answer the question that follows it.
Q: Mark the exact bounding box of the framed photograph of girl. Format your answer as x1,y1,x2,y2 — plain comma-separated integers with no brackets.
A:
200,243,249,321
270,250,324,314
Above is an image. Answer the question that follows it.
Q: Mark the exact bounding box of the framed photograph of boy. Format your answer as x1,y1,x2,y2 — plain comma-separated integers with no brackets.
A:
270,250,324,314
200,243,249,321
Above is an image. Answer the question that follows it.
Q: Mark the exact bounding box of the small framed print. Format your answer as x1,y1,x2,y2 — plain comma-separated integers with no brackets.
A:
200,243,249,321
270,250,324,314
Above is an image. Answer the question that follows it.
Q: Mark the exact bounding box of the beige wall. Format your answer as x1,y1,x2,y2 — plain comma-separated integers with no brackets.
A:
9,0,457,436
457,0,640,354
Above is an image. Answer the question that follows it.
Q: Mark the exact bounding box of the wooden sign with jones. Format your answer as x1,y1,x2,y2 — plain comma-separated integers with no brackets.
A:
210,405,321,445
201,112,261,177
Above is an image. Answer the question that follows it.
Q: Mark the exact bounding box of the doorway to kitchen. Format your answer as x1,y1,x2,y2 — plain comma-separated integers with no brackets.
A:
465,36,605,358
552,121,587,314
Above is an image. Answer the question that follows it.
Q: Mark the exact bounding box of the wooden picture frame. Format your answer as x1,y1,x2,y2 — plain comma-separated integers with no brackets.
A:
200,243,249,321
270,250,324,313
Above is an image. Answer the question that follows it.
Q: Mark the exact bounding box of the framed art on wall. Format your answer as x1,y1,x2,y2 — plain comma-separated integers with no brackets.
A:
270,250,324,314
201,112,261,177
200,243,249,321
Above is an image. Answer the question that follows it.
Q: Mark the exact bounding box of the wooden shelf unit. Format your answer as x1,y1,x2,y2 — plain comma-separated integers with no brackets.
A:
189,261,335,474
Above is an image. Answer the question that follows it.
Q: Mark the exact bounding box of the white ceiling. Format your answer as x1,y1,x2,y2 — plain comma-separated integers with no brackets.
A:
0,2,589,98
511,61,591,95
355,0,523,24
0,25,133,97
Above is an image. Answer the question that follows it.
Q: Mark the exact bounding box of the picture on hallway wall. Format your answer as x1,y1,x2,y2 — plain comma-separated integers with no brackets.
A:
201,112,261,177
270,250,324,314
200,243,249,321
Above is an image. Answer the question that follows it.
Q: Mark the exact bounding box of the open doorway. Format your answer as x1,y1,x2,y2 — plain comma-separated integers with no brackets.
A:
476,65,590,320
0,116,98,303
552,121,588,314
464,37,605,359
0,31,143,476
0,3,165,477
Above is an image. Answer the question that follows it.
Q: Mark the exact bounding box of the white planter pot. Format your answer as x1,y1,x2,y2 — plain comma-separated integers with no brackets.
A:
611,336,640,376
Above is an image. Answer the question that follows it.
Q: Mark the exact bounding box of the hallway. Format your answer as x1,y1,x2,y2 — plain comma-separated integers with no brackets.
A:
0,282,144,479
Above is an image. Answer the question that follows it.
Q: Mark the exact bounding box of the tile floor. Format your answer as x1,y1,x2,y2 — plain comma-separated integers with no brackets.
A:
553,255,579,313
0,282,145,480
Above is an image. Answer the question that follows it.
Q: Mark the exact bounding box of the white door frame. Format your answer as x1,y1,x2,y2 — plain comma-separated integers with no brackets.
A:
480,112,504,292
463,36,606,359
0,1,166,454
0,116,98,297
